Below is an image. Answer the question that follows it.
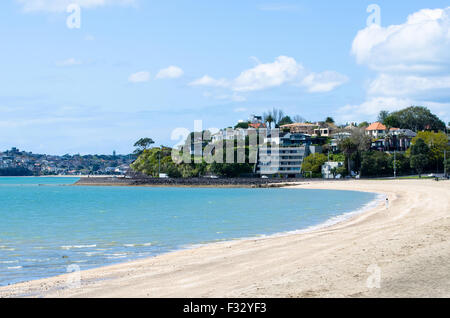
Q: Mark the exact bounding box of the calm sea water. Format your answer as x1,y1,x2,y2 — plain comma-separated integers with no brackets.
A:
0,177,378,286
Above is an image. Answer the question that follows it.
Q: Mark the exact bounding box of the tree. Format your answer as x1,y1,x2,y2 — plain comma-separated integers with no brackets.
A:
278,116,293,126
378,110,390,124
410,154,428,177
264,108,285,127
361,151,390,177
234,122,249,129
263,114,274,129
358,121,370,128
338,138,357,175
410,131,450,173
409,138,430,177
410,138,430,156
133,138,155,156
301,153,328,176
383,106,445,132
293,115,306,123
325,117,335,124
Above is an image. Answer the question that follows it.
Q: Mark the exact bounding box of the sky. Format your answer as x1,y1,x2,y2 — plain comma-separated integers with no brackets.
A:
0,0,449,155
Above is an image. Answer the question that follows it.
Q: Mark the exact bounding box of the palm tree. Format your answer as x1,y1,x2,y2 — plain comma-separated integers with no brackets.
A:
339,138,357,176
264,114,274,129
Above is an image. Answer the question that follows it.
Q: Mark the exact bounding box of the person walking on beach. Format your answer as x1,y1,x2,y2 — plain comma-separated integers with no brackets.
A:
385,197,389,210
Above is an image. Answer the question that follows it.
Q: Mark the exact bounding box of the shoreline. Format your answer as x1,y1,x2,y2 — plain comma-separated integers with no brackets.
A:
1,179,449,298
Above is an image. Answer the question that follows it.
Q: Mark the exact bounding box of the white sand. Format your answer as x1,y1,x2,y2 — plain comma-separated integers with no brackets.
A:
1,179,449,298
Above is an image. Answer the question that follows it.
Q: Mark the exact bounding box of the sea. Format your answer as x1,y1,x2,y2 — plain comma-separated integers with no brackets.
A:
0,177,380,286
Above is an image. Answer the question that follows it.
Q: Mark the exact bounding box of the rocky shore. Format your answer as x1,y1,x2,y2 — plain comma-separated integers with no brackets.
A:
74,176,307,188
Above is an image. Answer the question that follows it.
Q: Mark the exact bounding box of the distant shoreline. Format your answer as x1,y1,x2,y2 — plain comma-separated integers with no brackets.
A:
74,176,323,188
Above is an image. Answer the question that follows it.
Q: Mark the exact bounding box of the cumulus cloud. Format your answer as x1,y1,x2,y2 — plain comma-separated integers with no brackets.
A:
368,73,450,98
232,56,302,92
352,7,450,73
16,0,137,12
300,71,349,93
189,75,229,88
155,66,184,79
335,97,450,124
340,7,450,124
190,56,347,95
128,71,150,83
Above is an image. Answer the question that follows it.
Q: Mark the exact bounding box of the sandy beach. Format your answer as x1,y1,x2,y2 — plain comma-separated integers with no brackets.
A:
1,179,449,298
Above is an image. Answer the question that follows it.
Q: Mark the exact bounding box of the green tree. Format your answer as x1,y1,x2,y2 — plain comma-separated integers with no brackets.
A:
384,106,445,132
338,138,357,175
325,117,335,124
410,131,450,172
301,153,328,176
358,121,370,128
278,116,293,126
234,122,249,129
133,138,155,156
409,138,431,177
264,114,274,129
410,155,429,177
378,110,390,124
361,151,390,177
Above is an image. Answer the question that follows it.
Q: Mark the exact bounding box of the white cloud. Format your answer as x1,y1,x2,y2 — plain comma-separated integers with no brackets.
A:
368,73,450,98
55,58,82,67
155,66,184,79
343,7,450,125
128,71,150,83
334,97,450,124
16,0,137,12
190,56,348,99
189,75,229,88
352,7,450,73
300,71,349,93
232,56,302,92
233,107,248,113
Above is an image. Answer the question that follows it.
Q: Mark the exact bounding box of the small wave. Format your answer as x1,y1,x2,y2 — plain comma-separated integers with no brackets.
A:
0,260,18,264
123,243,152,247
7,266,22,270
106,255,127,259
61,244,97,250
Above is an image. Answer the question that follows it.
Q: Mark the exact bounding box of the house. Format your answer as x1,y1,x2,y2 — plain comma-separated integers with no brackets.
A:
369,128,416,151
249,114,263,124
329,132,351,152
280,123,316,135
365,122,387,139
322,161,344,179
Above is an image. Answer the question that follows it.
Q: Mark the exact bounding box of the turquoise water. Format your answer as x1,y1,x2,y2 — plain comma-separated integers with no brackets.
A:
0,177,377,286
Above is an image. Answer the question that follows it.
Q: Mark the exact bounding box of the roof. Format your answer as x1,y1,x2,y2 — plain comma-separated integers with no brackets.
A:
281,123,316,128
366,122,387,131
248,123,267,129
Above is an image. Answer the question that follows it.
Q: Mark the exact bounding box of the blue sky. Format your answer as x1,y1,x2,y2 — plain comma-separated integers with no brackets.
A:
1,0,449,154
